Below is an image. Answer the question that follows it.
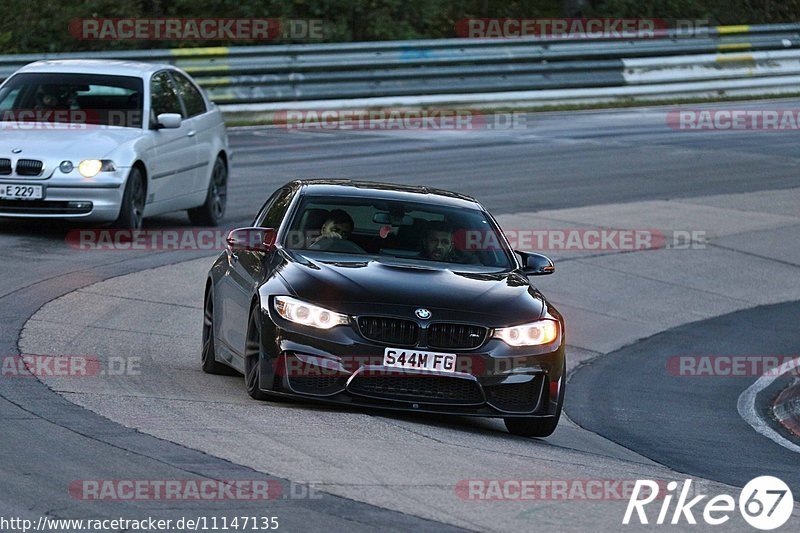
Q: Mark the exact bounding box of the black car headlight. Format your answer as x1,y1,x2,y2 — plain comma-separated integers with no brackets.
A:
493,319,559,347
273,296,349,329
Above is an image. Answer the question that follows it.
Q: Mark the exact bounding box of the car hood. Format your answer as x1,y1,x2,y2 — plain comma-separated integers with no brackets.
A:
0,126,143,163
277,251,545,324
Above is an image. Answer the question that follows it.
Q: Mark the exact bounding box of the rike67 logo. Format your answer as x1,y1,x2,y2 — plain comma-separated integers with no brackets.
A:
624,476,794,530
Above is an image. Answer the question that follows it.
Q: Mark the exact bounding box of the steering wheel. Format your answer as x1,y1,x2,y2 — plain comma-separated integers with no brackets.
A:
308,238,366,254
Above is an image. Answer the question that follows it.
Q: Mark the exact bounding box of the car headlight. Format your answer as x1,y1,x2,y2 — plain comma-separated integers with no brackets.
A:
273,296,349,329
59,161,74,173
493,319,559,346
78,159,116,178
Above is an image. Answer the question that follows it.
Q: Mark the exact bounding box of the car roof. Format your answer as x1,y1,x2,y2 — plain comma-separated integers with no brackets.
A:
292,179,483,209
16,59,172,78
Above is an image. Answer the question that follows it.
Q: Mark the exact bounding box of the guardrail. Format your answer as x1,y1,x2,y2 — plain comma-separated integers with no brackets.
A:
1,23,800,116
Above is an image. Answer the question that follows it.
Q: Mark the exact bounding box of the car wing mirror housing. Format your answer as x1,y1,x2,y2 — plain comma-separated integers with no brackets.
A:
156,113,182,129
516,251,555,275
226,227,277,252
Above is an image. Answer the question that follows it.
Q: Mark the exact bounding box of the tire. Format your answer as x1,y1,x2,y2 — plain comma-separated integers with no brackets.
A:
201,288,235,375
188,155,227,226
113,166,145,229
504,362,566,438
244,304,270,401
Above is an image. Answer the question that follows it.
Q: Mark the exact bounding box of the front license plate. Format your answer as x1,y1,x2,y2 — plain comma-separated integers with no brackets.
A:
383,348,456,373
0,184,43,200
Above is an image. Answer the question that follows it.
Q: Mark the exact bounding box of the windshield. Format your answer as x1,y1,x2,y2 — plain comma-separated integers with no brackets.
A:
0,72,144,128
284,195,514,270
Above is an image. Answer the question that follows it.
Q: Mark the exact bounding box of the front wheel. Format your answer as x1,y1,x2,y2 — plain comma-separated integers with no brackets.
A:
113,167,145,229
244,305,270,401
188,156,227,226
504,414,560,438
201,288,235,375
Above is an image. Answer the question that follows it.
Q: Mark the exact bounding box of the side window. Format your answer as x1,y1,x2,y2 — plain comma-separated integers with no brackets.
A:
150,72,183,123
256,187,294,230
0,87,21,110
171,72,207,117
254,189,283,225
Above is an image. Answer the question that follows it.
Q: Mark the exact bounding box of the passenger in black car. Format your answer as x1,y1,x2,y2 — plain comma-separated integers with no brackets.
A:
420,221,479,264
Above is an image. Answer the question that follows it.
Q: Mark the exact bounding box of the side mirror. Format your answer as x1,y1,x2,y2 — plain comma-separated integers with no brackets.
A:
156,113,182,129
516,251,555,275
226,227,277,252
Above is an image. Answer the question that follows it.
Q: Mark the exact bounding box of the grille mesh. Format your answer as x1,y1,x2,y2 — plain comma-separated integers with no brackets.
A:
348,374,483,404
485,378,543,413
15,159,44,176
0,200,92,215
358,316,418,345
427,323,488,350
288,375,344,394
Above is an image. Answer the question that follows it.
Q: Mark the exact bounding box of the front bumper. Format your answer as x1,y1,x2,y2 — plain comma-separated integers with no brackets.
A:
0,170,127,222
259,311,565,418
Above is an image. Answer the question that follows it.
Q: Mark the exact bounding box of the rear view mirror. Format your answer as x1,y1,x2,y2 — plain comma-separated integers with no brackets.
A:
516,251,555,275
373,212,414,226
226,227,277,252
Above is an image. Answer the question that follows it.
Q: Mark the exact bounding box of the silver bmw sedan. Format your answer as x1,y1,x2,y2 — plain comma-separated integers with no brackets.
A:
0,59,230,228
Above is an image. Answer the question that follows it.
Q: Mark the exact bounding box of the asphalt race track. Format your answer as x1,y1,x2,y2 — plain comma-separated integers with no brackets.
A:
569,301,800,490
2,100,800,531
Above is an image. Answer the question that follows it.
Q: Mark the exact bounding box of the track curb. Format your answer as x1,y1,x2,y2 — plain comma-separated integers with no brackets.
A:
774,379,800,438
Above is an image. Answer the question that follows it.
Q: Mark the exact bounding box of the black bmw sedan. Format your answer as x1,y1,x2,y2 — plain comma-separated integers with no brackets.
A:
203,180,566,437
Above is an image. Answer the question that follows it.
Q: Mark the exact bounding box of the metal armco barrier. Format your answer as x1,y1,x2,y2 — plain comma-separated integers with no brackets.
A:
1,23,799,115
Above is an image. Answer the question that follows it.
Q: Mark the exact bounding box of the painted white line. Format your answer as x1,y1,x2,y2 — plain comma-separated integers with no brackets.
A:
737,356,800,454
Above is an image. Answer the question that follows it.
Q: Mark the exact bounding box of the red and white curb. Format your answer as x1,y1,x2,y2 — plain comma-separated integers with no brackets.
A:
737,356,800,453
773,380,800,438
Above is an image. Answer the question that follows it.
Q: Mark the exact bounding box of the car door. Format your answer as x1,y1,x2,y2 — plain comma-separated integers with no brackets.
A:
217,186,297,359
169,70,216,199
146,71,199,210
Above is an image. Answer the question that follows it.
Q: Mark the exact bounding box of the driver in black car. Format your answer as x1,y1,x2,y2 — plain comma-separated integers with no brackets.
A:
308,209,365,252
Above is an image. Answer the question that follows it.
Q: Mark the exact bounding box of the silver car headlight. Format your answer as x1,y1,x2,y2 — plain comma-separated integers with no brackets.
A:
78,159,116,178
493,319,559,347
273,296,349,329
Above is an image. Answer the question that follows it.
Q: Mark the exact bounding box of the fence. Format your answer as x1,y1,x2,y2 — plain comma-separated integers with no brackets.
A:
1,23,799,117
